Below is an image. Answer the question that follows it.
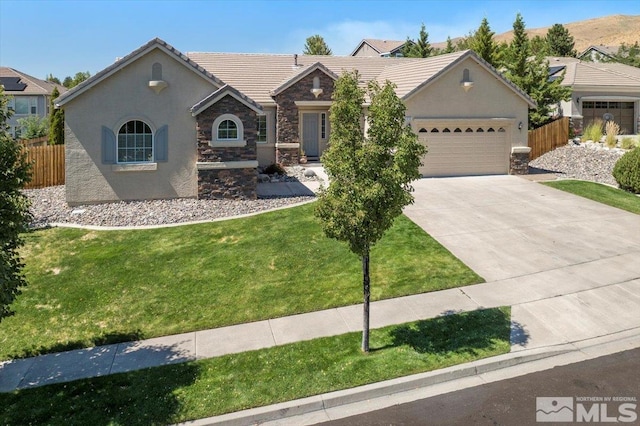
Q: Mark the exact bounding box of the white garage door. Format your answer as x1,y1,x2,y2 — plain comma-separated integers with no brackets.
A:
417,124,510,177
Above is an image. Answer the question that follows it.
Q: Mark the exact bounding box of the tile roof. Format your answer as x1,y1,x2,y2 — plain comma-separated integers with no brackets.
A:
547,57,640,89
0,67,66,95
191,84,263,116
186,52,424,104
578,45,620,58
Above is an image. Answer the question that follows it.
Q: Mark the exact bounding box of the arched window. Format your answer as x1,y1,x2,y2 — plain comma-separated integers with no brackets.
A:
117,120,153,163
218,120,238,140
454,128,462,132
418,128,428,133
477,128,484,132
431,128,439,133
498,127,506,132
442,128,451,132
487,127,495,132
152,62,162,80
212,114,245,145
465,128,473,132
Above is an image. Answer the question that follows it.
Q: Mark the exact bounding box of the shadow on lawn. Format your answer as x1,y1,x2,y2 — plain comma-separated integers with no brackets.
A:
375,308,516,354
0,340,199,425
13,330,146,360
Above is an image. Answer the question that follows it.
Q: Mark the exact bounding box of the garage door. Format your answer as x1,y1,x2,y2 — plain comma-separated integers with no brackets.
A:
582,101,635,134
417,125,510,177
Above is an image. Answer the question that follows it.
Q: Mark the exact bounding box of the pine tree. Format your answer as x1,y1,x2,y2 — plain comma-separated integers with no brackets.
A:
404,23,433,58
507,13,530,80
48,87,65,145
546,24,576,57
444,36,456,54
470,18,498,67
303,35,332,55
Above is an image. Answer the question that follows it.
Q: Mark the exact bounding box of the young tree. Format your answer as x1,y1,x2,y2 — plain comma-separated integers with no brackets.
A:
506,13,530,78
16,115,48,139
469,18,499,67
315,71,426,352
48,87,65,145
0,88,32,323
303,35,332,55
443,36,456,54
46,74,61,85
530,35,550,57
403,23,433,58
546,23,576,57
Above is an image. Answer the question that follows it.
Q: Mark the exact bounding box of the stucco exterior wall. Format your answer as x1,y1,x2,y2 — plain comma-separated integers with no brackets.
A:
64,48,217,205
404,57,530,148
352,43,378,57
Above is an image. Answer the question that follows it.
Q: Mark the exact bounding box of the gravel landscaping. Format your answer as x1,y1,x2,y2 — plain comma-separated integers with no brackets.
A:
529,141,625,186
25,166,320,228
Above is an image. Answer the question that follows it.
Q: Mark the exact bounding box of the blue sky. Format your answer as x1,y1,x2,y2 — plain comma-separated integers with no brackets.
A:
1,0,639,80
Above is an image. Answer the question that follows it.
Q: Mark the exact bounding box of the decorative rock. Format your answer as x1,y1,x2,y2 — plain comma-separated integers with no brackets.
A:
303,169,317,178
257,174,270,182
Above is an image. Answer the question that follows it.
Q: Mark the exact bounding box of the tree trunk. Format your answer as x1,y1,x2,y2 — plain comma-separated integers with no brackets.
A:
361,250,370,353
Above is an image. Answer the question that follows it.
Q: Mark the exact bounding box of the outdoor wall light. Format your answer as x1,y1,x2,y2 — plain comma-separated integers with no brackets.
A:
518,122,523,130
461,68,473,92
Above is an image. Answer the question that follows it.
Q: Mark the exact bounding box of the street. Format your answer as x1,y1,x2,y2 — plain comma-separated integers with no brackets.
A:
318,347,640,425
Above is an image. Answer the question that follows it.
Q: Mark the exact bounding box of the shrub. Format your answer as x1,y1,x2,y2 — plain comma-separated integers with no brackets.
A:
604,120,619,148
621,136,638,150
613,147,640,194
582,119,603,142
263,163,286,175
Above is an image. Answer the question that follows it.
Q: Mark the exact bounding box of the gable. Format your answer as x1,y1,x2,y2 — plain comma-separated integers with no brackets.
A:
56,38,223,107
405,56,533,118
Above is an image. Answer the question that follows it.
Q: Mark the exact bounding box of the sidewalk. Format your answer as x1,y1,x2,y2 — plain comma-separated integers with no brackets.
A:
1,269,638,392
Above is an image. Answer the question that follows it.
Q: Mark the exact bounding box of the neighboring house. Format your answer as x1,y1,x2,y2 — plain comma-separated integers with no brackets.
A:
0,67,67,138
578,45,620,63
351,39,408,57
55,38,534,206
548,57,640,135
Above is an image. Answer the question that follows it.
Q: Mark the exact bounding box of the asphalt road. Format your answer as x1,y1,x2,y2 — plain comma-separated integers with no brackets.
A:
318,347,640,426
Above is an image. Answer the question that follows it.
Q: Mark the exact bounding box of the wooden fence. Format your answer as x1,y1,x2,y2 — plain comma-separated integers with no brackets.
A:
527,116,570,160
23,144,65,189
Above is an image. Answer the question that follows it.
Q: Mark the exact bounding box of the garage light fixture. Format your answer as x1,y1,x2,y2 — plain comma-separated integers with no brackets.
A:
518,122,523,130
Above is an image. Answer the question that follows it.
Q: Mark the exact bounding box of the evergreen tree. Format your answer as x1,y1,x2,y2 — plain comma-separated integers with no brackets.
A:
443,36,456,54
46,74,61,85
315,71,425,352
530,35,550,57
503,15,572,128
0,87,32,323
470,18,498,67
546,23,576,57
614,42,640,68
49,87,65,145
303,35,332,55
403,23,433,58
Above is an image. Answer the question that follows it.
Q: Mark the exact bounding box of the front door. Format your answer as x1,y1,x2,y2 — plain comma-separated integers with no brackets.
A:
302,113,320,158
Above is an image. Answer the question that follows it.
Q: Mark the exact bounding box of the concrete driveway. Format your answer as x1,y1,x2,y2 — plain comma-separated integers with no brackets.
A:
404,175,640,349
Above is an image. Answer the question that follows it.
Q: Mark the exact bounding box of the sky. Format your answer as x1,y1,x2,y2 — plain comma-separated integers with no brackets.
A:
1,0,639,81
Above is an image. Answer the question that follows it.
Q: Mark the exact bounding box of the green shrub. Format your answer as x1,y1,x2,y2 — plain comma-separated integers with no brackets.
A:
613,147,640,194
582,119,603,142
621,136,638,150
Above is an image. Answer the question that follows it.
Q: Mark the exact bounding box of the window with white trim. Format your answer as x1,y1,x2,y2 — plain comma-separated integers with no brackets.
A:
117,120,153,163
211,114,245,145
256,115,267,143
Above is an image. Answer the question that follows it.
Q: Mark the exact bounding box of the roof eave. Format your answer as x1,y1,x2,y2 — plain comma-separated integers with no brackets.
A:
191,84,263,116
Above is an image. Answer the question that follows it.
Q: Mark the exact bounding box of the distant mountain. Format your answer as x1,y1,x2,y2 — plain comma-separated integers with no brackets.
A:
431,15,640,54
494,14,640,53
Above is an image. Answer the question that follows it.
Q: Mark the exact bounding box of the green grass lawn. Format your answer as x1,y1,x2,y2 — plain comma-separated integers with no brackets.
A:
543,180,640,214
1,203,483,361
0,307,510,425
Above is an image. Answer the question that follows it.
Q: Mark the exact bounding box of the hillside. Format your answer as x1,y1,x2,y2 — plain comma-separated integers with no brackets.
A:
493,14,640,53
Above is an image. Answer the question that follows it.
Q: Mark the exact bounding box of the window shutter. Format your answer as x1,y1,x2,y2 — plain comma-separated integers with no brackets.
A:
155,125,168,162
101,126,116,164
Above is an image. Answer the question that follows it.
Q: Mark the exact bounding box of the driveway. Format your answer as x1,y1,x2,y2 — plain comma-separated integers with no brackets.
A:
404,175,640,282
404,175,640,349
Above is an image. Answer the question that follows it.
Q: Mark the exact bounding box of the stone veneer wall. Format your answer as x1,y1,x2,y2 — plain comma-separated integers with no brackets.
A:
509,152,530,175
196,94,258,199
274,69,335,165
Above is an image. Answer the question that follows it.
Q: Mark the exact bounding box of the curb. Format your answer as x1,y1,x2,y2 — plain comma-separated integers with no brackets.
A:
177,345,575,426
178,327,640,426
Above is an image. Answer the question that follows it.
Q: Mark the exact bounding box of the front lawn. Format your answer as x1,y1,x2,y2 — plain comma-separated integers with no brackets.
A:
1,203,483,360
543,180,640,214
0,307,510,425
